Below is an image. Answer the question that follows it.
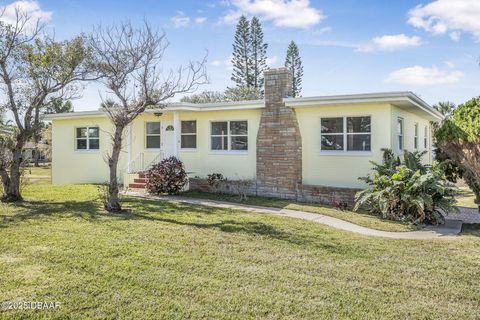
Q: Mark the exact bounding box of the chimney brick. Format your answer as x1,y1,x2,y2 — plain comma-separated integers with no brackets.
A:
256,68,302,199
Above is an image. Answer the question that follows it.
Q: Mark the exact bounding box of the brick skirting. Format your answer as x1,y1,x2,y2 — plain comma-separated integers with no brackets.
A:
188,178,360,207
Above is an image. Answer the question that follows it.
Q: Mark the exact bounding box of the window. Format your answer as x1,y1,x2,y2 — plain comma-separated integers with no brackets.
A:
397,118,404,151
424,126,428,149
414,123,419,149
211,120,248,151
321,116,371,152
181,120,197,149
146,122,161,149
76,127,99,150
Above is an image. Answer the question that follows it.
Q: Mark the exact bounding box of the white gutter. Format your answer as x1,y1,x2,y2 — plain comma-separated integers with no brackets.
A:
284,91,443,120
43,100,264,120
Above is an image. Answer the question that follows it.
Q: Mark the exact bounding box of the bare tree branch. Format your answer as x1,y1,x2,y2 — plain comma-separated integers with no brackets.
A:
88,20,207,212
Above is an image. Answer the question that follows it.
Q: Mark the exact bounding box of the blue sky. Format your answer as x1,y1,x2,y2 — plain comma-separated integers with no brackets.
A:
4,0,480,111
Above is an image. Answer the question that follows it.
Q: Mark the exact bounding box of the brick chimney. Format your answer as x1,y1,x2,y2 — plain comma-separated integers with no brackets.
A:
256,68,302,199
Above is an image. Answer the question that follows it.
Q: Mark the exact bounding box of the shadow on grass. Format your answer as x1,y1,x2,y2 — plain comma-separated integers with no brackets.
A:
1,196,350,252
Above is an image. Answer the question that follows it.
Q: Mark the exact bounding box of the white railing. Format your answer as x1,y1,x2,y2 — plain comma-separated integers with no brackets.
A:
125,152,163,174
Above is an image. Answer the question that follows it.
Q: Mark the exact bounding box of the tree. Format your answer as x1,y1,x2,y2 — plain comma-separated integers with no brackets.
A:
180,91,226,104
435,97,480,210
231,15,251,88
433,101,456,117
284,41,303,97
89,21,207,213
0,9,93,202
224,86,262,101
249,17,268,93
45,98,74,114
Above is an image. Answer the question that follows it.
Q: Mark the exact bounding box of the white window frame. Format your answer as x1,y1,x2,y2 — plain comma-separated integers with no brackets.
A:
424,125,428,149
414,122,419,150
145,121,161,150
75,126,99,151
209,120,248,154
320,116,372,155
180,120,197,151
397,117,404,152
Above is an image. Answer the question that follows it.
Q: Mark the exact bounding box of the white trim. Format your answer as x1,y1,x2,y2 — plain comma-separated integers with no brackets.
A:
320,115,372,153
173,112,180,157
127,124,133,172
74,126,100,151
43,92,443,121
397,117,404,152
414,122,419,150
180,119,197,151
209,120,249,153
145,121,161,150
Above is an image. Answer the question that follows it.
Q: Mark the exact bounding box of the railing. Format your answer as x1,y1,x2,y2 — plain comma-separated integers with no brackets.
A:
125,152,163,174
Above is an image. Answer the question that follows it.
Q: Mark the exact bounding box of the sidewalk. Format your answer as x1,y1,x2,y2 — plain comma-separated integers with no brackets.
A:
124,191,463,240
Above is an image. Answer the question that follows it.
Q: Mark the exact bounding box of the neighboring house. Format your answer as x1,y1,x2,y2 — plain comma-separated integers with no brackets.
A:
45,68,442,204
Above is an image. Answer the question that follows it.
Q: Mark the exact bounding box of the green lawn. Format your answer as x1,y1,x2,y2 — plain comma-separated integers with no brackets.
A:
0,169,479,319
457,186,478,209
182,191,421,232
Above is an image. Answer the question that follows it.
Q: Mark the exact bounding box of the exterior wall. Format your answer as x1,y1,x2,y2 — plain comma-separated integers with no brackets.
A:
51,116,127,184
51,109,261,184
177,109,261,180
296,103,392,188
390,106,434,164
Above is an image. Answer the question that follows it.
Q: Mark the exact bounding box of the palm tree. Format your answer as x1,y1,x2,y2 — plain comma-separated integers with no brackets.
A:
433,101,456,117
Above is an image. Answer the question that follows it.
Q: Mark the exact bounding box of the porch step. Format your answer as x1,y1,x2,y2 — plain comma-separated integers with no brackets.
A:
138,173,146,179
134,178,147,183
129,183,146,189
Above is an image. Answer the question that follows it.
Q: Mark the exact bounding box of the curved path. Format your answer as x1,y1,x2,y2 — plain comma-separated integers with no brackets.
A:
125,192,462,240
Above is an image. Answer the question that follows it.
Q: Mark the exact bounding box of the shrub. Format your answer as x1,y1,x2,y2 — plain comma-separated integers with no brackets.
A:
354,149,457,225
146,157,188,195
207,173,226,191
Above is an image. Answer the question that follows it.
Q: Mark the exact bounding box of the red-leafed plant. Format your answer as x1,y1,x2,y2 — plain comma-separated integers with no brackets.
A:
146,157,188,195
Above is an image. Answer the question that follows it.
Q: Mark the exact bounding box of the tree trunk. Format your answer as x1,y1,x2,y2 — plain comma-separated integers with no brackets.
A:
2,145,24,202
105,125,124,212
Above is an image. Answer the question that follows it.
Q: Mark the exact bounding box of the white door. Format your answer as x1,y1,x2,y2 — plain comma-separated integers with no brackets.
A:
161,121,175,158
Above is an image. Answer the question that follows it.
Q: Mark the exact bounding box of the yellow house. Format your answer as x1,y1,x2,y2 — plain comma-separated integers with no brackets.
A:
45,68,443,204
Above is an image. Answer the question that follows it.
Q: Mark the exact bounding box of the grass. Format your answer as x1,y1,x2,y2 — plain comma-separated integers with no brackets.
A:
0,168,479,319
457,186,478,209
181,191,421,232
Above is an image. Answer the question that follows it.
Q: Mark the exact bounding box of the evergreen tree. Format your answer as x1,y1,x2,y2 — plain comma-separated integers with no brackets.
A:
250,17,268,93
231,16,252,87
284,41,303,97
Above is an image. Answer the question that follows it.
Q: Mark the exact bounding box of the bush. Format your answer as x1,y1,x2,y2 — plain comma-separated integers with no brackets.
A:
207,173,225,191
146,157,188,195
354,149,457,225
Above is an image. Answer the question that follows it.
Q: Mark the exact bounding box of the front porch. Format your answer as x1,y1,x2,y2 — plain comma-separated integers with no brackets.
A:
123,111,182,190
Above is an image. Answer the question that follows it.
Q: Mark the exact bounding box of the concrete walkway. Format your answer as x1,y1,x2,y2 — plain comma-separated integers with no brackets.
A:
124,191,463,240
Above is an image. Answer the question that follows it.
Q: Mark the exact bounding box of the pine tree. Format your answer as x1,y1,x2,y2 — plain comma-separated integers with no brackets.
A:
284,41,303,97
250,17,268,93
231,16,251,87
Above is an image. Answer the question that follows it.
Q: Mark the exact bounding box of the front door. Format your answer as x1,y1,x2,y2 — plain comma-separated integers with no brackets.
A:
161,121,175,158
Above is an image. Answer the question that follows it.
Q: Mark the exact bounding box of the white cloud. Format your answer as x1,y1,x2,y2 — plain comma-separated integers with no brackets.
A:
172,12,208,28
386,65,464,86
408,0,480,40
171,11,190,28
222,0,325,29
195,17,207,24
449,31,461,41
0,0,52,31
211,56,233,70
358,34,421,52
266,55,278,66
